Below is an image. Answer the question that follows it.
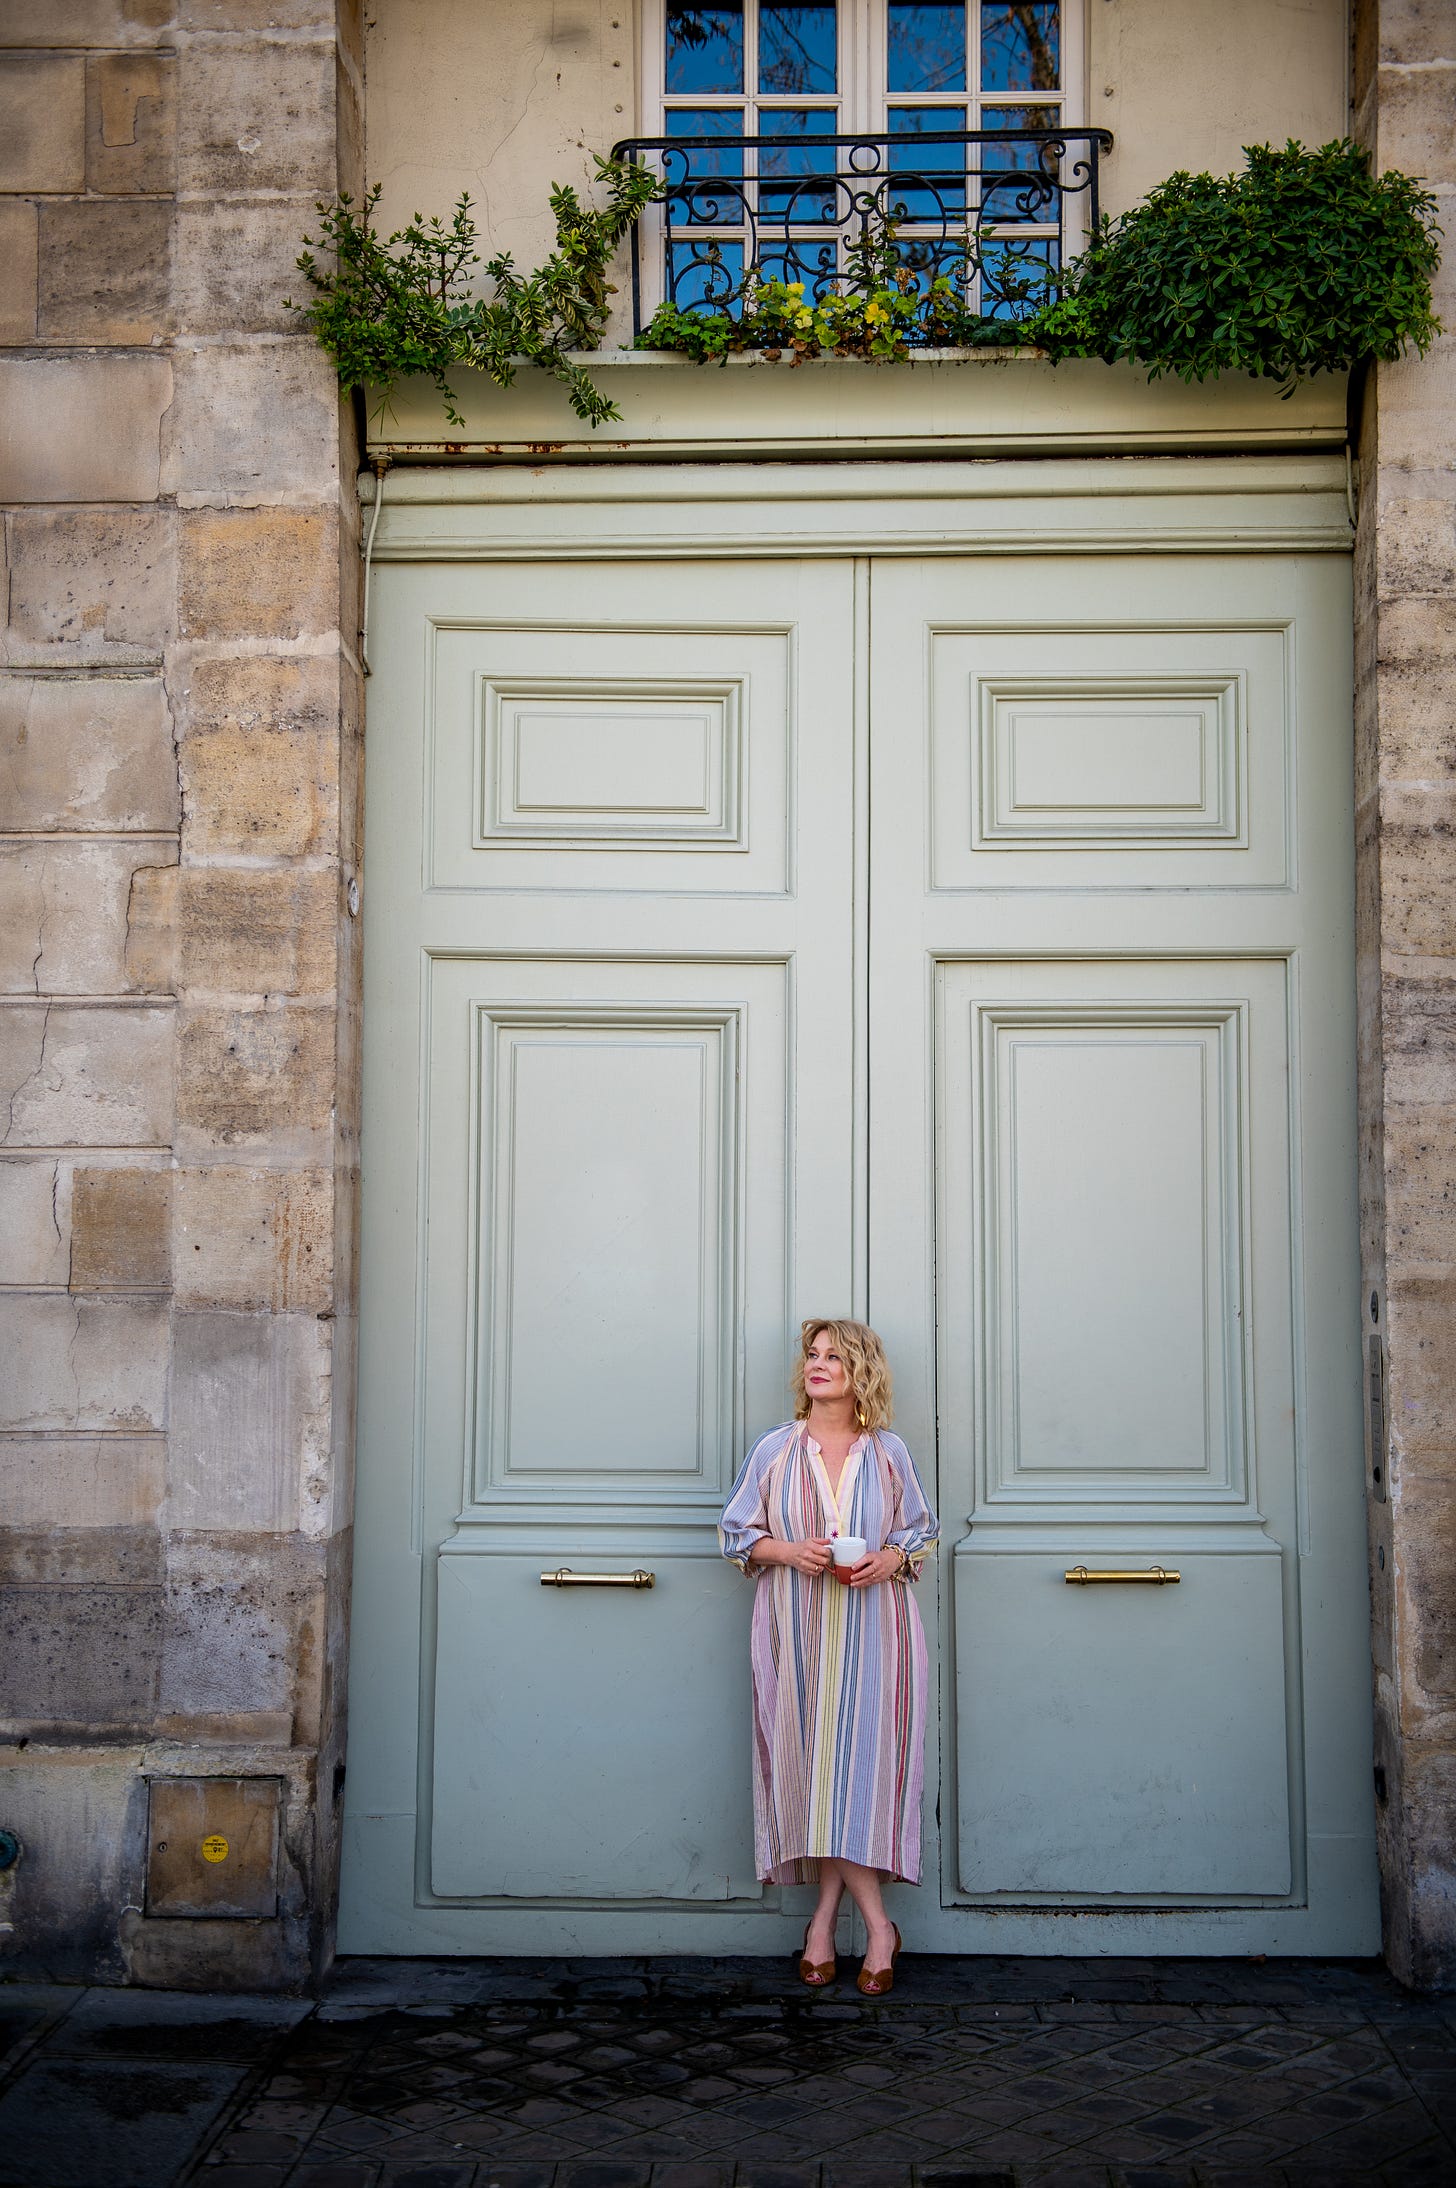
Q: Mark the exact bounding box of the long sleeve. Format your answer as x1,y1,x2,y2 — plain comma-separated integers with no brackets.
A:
882,1433,938,1579
719,1427,785,1575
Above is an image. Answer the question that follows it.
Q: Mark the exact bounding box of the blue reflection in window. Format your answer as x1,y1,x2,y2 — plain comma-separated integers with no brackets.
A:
759,107,839,223
978,235,1058,314
888,2,966,94
760,1,837,95
978,103,1060,221
980,2,1058,91
668,238,746,310
667,1,744,93
756,240,840,295
888,104,967,218
666,107,749,196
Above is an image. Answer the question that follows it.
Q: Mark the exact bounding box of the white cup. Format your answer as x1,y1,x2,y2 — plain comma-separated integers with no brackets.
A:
830,1536,867,1581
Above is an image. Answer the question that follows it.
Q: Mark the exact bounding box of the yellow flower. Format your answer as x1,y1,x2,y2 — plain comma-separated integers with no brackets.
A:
864,300,887,324
795,310,814,329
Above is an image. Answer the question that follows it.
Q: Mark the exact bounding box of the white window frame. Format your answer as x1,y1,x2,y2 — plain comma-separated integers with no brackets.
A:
635,1,1087,316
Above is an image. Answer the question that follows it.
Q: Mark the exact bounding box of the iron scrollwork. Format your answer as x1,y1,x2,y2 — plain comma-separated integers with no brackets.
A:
611,128,1112,336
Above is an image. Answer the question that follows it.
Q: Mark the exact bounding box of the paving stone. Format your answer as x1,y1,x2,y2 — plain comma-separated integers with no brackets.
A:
0,2056,245,2186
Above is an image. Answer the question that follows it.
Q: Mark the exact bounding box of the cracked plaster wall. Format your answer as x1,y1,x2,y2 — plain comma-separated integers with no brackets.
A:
0,0,363,1991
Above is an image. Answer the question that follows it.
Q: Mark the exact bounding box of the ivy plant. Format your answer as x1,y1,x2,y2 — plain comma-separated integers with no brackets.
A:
288,155,661,428
1032,139,1442,390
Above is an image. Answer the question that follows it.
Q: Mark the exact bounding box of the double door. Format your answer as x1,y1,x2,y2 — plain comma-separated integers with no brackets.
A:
340,547,1377,1953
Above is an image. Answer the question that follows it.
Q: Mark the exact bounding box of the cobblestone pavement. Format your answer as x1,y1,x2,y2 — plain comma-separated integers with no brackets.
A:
3,1957,1455,2188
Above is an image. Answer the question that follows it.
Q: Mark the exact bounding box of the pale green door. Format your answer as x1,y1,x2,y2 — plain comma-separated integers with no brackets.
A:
341,538,1377,1955
870,553,1377,1950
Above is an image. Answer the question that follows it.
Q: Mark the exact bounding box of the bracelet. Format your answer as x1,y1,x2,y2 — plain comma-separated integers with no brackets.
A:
893,1545,913,1580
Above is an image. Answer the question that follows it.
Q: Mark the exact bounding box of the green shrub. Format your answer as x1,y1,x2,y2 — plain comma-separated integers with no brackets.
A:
1033,139,1441,389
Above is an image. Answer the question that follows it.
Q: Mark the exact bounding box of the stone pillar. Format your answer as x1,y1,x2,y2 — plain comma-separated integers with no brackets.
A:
0,1,362,1988
1354,0,1456,1989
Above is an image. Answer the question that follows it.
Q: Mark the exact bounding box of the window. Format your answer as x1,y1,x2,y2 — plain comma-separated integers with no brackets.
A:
635,2,1086,318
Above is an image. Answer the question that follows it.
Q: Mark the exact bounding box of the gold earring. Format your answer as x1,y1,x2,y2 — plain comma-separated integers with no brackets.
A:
856,1405,866,1428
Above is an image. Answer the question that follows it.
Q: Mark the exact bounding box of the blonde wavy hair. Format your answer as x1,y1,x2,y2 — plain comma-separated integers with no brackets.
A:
791,1318,894,1432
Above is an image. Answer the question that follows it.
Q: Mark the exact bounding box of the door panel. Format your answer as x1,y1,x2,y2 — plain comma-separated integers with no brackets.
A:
341,559,859,1950
871,554,1377,1950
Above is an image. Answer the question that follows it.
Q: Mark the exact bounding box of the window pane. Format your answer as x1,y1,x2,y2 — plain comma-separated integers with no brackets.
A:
978,234,1058,314
888,105,967,219
666,106,748,184
977,102,1059,220
760,1,837,94
759,107,839,222
668,238,745,309
980,2,1059,91
888,2,966,94
667,1,744,94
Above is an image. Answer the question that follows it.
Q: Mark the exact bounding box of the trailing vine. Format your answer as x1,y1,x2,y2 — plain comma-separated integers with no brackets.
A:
287,155,661,428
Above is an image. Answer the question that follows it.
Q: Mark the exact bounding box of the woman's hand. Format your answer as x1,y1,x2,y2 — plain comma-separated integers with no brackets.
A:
751,1536,834,1578
847,1547,904,1587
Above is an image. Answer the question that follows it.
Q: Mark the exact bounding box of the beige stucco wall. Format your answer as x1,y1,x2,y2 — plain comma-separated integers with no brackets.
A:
365,0,1350,346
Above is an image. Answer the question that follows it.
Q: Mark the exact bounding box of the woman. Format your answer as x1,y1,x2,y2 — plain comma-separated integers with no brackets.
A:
719,1319,938,1994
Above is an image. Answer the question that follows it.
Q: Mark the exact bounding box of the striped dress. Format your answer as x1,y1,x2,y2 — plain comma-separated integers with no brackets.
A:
719,1423,939,1886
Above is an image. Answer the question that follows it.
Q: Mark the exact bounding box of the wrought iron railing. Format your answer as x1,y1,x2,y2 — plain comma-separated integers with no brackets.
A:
611,128,1112,338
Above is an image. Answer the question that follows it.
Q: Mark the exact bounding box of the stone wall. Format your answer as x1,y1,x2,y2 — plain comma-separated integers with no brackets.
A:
1354,0,1456,1990
0,0,362,1989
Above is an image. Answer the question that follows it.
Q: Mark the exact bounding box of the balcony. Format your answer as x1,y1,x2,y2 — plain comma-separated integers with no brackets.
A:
610,126,1113,339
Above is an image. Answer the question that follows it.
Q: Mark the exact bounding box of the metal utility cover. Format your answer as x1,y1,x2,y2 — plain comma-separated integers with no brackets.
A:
146,1778,280,1917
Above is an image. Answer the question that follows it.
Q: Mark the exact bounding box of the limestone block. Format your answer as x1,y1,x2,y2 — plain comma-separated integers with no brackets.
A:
0,1750,149,1984
164,344,340,501
0,1294,168,1430
1373,337,1456,470
1384,1107,1456,1266
123,860,178,995
1375,0,1456,65
0,201,37,344
160,1531,328,1725
2,1525,162,1588
1401,1745,1456,1986
86,51,176,195
0,3,173,45
0,1003,174,1147
70,1164,171,1291
0,357,172,505
176,40,337,197
0,57,86,193
176,867,337,1001
174,1166,332,1311
37,202,172,345
178,508,338,644
178,656,338,858
1388,1272,1456,1456
0,676,179,833
1,1583,163,1722
174,198,312,339
176,1003,333,1152
1377,497,1456,598
180,0,336,29
0,840,178,996
1377,61,1456,184
1380,970,1456,1107
1378,789,1456,958
1396,1472,1456,1704
1370,607,1456,786
0,1436,166,1528
0,1156,69,1286
167,1309,332,1531
2,508,175,668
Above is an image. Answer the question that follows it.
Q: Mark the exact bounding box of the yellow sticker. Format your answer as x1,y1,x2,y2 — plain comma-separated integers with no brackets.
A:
201,1834,230,1864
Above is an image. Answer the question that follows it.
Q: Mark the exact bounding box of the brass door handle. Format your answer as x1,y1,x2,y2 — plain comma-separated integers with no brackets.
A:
1065,1565,1181,1586
540,1567,656,1589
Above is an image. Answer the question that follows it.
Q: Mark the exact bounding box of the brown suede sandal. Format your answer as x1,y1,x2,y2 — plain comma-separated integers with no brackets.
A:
856,1922,902,1996
798,1923,837,1987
